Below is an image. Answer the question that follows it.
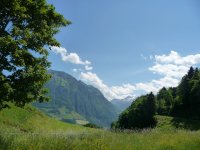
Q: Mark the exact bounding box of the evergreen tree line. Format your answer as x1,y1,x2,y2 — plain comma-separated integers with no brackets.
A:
112,67,200,129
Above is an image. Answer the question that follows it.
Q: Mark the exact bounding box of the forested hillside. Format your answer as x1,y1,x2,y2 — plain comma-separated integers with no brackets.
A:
34,70,118,127
113,67,200,129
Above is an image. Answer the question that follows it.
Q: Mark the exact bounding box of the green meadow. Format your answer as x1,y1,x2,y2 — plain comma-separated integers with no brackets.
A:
0,104,200,150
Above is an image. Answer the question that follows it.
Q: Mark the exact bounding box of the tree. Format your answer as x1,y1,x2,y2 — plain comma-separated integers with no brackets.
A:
0,0,71,109
172,67,200,118
189,68,200,117
147,92,156,117
116,110,129,129
156,87,173,115
177,75,190,109
187,66,195,79
114,93,156,129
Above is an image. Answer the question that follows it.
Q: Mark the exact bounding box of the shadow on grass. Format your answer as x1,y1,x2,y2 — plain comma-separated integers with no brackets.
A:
171,117,200,130
0,134,12,150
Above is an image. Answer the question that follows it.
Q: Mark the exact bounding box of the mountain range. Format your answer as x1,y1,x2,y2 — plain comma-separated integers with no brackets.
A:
111,96,134,112
34,70,118,127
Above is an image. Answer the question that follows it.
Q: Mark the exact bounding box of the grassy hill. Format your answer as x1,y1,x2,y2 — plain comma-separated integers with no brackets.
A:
0,104,90,133
156,115,200,130
1,104,200,150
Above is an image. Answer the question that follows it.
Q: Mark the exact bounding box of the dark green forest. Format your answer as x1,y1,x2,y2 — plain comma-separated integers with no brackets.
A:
113,67,200,129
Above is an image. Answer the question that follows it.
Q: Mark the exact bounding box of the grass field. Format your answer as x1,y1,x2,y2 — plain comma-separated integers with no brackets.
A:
0,104,200,150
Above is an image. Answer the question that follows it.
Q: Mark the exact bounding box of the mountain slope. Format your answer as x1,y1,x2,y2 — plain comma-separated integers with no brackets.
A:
111,96,134,112
34,70,118,127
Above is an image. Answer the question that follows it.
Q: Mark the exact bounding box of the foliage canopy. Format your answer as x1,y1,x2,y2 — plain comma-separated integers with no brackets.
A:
0,0,70,109
113,92,156,129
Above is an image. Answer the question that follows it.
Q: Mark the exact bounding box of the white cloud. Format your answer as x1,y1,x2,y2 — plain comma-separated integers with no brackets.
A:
110,84,136,98
154,51,200,66
149,64,188,78
72,68,78,72
80,72,136,100
52,47,200,100
140,53,147,60
151,77,179,89
149,50,200,80
85,65,93,71
51,46,90,65
79,51,200,100
136,76,179,94
72,68,83,73
51,46,92,70
136,82,158,93
138,51,200,93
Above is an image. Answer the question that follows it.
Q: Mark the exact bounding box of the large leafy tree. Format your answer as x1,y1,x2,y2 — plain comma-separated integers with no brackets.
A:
0,0,70,109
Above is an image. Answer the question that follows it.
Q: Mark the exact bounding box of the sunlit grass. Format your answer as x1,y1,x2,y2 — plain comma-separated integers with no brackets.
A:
1,129,200,150
1,104,200,150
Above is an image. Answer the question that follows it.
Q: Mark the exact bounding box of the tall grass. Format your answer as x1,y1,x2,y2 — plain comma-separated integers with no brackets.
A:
1,104,200,150
1,129,200,150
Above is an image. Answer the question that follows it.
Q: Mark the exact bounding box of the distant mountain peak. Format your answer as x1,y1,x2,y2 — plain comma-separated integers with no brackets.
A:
111,96,135,112
122,96,135,102
112,96,135,102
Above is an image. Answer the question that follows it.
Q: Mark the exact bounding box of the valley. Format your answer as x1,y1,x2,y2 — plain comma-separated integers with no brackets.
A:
34,70,118,127
1,0,200,149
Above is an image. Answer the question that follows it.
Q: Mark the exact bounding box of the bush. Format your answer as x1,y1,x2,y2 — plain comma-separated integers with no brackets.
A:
83,123,101,129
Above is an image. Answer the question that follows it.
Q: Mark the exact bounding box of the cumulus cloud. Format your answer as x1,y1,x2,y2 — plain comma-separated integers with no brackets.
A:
79,51,200,100
110,84,136,99
149,64,188,78
51,46,92,70
154,51,200,66
137,51,200,93
151,51,200,78
136,76,179,93
51,47,200,100
80,72,136,100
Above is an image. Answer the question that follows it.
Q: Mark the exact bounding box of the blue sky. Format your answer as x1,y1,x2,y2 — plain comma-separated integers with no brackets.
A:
47,0,200,100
